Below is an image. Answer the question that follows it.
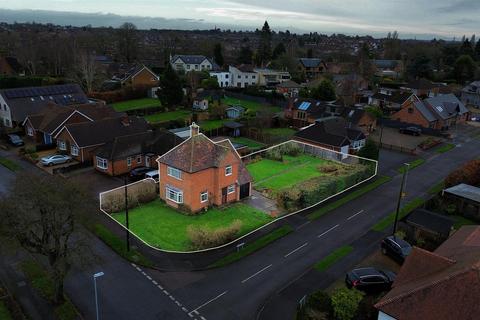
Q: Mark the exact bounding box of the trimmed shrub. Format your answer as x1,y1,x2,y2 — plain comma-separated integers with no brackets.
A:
187,220,242,250
101,180,158,213
331,287,364,320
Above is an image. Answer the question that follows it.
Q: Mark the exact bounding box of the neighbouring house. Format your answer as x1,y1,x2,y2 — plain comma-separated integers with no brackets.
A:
404,209,454,249
23,103,119,146
333,73,369,105
54,116,150,163
461,80,480,108
369,89,418,114
286,98,343,128
94,130,183,176
443,183,480,221
169,126,191,139
375,226,480,320
342,107,377,134
0,56,24,76
276,80,302,97
170,55,218,72
229,65,258,88
225,105,245,119
293,117,366,156
193,94,209,111
392,94,469,130
157,123,252,213
372,59,403,79
0,84,90,128
112,65,159,89
297,58,328,80
254,68,291,87
400,79,444,98
209,70,231,88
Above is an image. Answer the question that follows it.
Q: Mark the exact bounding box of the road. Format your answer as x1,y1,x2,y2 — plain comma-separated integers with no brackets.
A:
1,127,479,320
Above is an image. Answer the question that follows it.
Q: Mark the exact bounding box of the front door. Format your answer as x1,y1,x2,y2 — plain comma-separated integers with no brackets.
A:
221,187,228,204
145,156,151,167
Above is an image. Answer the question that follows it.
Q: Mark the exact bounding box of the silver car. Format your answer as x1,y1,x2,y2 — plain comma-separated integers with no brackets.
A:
40,154,72,166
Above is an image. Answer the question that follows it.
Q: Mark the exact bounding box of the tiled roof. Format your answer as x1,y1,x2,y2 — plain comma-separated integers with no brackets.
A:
294,117,364,147
443,183,480,203
405,209,454,236
413,101,437,122
404,79,436,90
299,58,323,68
424,94,469,120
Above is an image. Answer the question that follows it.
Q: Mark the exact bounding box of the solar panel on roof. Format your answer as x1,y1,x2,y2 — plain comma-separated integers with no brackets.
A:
299,102,311,111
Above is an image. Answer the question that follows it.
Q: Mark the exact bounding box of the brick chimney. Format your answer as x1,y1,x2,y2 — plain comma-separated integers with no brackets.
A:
190,122,200,137
121,116,130,127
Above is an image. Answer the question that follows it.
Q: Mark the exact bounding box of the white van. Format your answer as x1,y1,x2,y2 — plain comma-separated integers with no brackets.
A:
145,170,159,182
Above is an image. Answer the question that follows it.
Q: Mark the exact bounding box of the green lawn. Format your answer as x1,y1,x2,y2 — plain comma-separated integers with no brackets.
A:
0,301,12,320
428,181,445,195
232,137,265,150
247,155,327,191
111,98,161,112
112,201,272,251
0,157,20,171
144,110,191,124
263,127,296,137
435,143,455,154
315,246,354,272
223,97,282,114
398,158,425,173
199,119,229,131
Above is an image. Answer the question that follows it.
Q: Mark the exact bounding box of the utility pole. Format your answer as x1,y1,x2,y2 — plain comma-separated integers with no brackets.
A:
93,272,104,320
124,176,130,252
393,163,410,236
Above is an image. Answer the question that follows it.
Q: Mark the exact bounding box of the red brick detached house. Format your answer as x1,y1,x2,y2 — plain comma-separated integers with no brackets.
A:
157,123,252,213
94,130,183,176
114,65,159,89
393,94,469,130
54,116,149,164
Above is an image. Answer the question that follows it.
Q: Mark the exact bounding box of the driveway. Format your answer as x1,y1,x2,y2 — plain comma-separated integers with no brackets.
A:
370,127,435,151
245,190,279,215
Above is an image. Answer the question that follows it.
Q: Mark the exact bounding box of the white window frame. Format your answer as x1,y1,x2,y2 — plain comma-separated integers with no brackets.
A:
127,157,132,167
136,155,142,164
27,126,34,136
71,145,79,156
97,157,108,170
200,191,208,203
167,166,182,180
225,165,233,176
227,184,235,194
58,140,66,151
166,186,183,204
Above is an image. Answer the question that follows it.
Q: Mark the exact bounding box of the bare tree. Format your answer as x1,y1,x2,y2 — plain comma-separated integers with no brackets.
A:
78,50,97,94
117,22,138,63
0,173,95,305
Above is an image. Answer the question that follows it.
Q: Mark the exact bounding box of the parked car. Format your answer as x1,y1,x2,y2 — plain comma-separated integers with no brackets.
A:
40,154,72,166
381,236,412,264
345,267,396,293
145,170,159,182
399,127,422,136
129,167,152,181
7,134,24,146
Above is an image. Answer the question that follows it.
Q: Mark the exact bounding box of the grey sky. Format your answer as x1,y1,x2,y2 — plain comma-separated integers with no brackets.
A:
0,0,478,38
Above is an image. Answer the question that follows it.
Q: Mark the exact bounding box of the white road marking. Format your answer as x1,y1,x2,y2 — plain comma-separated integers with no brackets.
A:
201,317,207,320
347,210,364,221
182,307,189,313
189,291,228,315
241,264,273,284
296,221,311,230
152,280,158,285
284,242,308,258
317,224,340,238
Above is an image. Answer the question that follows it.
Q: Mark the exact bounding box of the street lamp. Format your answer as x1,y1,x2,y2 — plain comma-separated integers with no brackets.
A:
392,163,410,236
93,272,105,320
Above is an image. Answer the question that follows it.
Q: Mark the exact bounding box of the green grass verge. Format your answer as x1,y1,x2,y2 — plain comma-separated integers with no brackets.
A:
0,157,20,171
144,110,191,124
0,301,12,320
93,223,153,267
371,198,425,232
434,143,455,154
308,176,392,221
111,98,161,112
210,225,293,268
428,181,445,195
112,201,273,251
315,245,354,272
398,158,425,173
452,215,477,230
19,260,78,320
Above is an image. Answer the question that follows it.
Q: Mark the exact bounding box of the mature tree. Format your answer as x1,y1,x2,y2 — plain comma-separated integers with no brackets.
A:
407,55,433,79
257,21,272,66
311,79,336,101
358,139,380,160
330,287,364,320
237,46,253,64
117,22,138,63
453,54,477,84
272,42,286,60
307,48,314,58
201,76,220,90
213,43,224,67
75,50,97,94
459,39,474,58
158,64,184,107
0,174,94,305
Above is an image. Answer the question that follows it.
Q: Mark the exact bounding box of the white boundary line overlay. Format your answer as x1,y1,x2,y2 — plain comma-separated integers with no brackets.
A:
99,139,379,254
188,291,228,316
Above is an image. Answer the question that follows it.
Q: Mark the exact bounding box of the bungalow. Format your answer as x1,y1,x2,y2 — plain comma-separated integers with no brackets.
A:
0,84,90,128
157,123,252,213
54,116,150,163
369,90,418,113
393,94,469,130
112,65,159,89
94,130,183,176
297,58,327,80
293,117,366,156
225,105,245,119
286,98,342,128
375,226,480,320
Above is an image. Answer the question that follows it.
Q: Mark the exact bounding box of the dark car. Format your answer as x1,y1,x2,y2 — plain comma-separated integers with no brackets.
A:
381,236,412,264
399,127,422,136
345,267,396,293
129,167,152,181
7,134,24,146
